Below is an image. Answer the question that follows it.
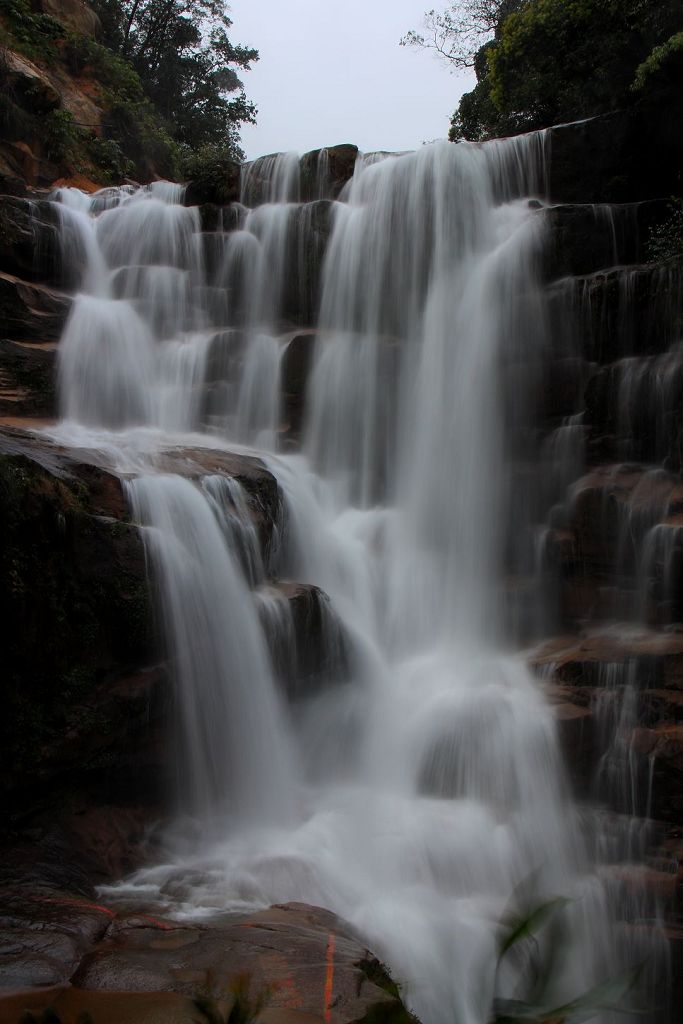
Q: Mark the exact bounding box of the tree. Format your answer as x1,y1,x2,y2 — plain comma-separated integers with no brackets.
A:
400,2,520,70
409,0,683,141
93,1,258,156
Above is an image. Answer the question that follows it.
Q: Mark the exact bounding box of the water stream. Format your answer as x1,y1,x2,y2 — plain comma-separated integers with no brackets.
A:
46,140,665,1023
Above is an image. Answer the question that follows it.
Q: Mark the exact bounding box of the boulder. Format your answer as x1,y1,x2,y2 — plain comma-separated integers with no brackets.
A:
0,902,411,1024
75,902,408,1024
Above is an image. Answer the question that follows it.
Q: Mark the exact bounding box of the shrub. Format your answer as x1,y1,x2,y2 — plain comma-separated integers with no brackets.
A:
0,0,62,62
648,199,683,263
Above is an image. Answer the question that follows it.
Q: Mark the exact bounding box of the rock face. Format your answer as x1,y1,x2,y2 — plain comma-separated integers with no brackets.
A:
300,144,359,201
0,428,157,813
0,426,295,882
0,195,68,286
2,51,62,112
0,271,71,341
0,901,410,1024
281,332,316,443
0,37,106,189
37,0,102,36
0,339,57,418
547,102,683,203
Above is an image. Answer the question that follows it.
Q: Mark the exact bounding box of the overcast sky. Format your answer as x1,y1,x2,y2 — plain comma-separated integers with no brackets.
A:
230,1,476,160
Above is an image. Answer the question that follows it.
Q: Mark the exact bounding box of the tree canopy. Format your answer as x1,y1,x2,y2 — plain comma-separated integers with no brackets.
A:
93,1,258,154
404,0,683,141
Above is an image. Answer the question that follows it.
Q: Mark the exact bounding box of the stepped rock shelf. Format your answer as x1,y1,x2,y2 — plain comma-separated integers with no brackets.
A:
0,112,682,1024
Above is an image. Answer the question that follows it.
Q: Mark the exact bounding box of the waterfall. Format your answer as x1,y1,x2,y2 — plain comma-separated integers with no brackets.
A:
47,140,666,1024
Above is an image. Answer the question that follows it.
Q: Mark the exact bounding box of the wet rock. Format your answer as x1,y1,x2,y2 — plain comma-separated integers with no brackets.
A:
75,902,409,1024
0,987,205,1023
0,339,57,418
536,632,683,815
157,445,282,554
531,629,683,689
542,201,667,280
0,903,410,1024
546,258,683,368
544,682,598,792
583,346,683,470
632,724,683,823
566,465,678,580
0,887,113,990
538,355,587,420
547,104,683,204
281,331,316,443
300,144,359,201
0,428,158,810
285,201,335,327
0,195,64,285
261,581,350,700
198,201,244,234
0,271,70,341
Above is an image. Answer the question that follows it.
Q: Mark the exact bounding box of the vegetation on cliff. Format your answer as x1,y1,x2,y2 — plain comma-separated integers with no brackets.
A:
0,0,256,183
404,0,683,141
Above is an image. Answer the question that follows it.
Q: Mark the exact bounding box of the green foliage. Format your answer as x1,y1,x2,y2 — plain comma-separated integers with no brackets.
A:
647,199,683,263
491,888,649,1024
0,0,62,62
0,0,257,182
63,30,180,178
86,135,134,180
92,0,258,158
488,0,644,127
633,30,683,93
446,0,683,139
180,144,238,201
43,108,80,162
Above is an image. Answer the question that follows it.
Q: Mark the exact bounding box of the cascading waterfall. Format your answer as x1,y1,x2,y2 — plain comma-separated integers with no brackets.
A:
47,140,667,1024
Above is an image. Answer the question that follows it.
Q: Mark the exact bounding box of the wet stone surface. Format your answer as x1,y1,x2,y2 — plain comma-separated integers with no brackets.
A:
0,901,407,1024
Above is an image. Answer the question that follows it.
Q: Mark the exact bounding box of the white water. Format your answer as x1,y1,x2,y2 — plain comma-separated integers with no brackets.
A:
48,146,663,1023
